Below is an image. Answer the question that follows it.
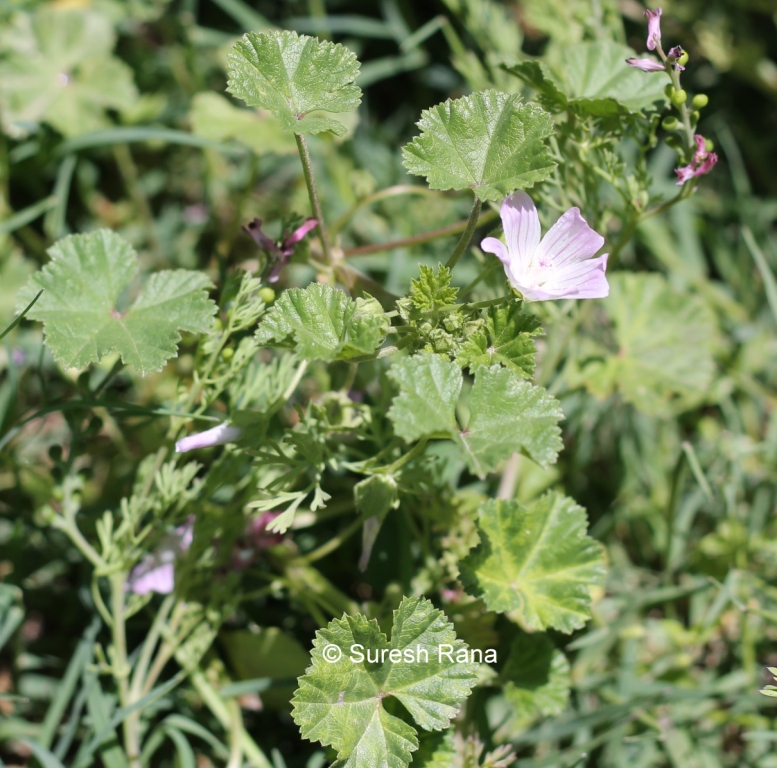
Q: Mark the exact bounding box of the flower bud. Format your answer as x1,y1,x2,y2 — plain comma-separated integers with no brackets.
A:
692,93,709,109
662,116,679,130
259,287,276,304
671,89,688,106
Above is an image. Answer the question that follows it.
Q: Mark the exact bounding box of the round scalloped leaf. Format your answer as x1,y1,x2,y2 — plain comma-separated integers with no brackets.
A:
402,91,555,202
291,596,478,768
459,493,606,633
16,230,215,375
226,30,361,136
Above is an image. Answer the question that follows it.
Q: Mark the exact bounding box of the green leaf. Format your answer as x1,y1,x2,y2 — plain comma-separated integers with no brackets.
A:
402,90,555,202
457,365,562,474
189,92,296,155
387,357,563,475
501,633,570,725
456,302,541,377
503,41,667,116
397,265,459,319
255,284,389,361
16,230,216,375
226,30,361,136
460,493,606,632
354,475,399,519
387,355,461,442
0,8,137,138
291,596,478,768
566,273,717,415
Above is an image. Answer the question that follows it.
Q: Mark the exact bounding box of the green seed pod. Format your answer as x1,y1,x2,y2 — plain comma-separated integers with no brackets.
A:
705,138,715,152
221,347,234,361
662,116,679,130
692,93,709,109
691,110,701,123
671,89,688,106
664,84,676,98
258,287,276,304
665,134,683,149
678,51,690,66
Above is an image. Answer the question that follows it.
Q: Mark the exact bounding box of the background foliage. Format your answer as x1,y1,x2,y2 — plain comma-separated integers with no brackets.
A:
2,0,777,766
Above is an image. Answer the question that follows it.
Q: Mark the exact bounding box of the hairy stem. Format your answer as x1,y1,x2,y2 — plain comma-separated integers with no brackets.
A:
446,196,482,270
295,133,332,263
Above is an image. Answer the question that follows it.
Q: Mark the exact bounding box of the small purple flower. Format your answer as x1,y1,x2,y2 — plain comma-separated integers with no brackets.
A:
127,517,194,595
645,8,662,51
675,134,718,185
175,423,242,453
480,192,609,302
626,57,666,72
244,217,318,283
666,45,686,71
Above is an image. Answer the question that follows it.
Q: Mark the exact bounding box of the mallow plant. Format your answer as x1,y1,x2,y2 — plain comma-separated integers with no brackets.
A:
9,7,716,767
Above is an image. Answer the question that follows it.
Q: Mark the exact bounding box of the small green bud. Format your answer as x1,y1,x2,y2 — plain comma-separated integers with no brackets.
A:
678,51,689,66
221,347,234,361
664,84,676,98
671,89,688,106
705,138,715,152
691,93,709,109
691,110,701,123
665,134,683,149
662,116,679,130
213,317,223,331
258,287,276,304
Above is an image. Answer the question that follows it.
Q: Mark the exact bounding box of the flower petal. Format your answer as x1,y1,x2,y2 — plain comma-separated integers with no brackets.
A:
539,254,609,299
176,424,243,453
480,236,509,264
645,8,662,51
625,57,665,72
127,561,175,595
536,207,605,268
501,191,540,273
283,218,318,249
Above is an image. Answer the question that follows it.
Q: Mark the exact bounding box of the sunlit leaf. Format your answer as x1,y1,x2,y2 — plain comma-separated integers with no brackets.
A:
16,230,215,375
460,493,606,632
255,284,389,361
402,91,555,201
227,30,361,136
292,596,478,768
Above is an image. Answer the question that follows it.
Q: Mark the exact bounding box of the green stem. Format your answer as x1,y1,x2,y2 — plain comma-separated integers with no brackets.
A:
295,133,332,263
113,144,160,257
445,197,482,270
92,359,125,398
110,573,140,768
297,515,365,564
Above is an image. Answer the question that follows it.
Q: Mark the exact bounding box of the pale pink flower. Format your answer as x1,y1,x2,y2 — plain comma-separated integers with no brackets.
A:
480,192,609,301
645,8,662,51
231,512,283,570
175,423,242,453
625,57,665,72
127,517,194,595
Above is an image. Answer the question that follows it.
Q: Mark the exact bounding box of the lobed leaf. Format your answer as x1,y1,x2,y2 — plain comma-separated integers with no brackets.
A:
387,356,563,476
386,355,461,442
503,41,667,116
459,493,606,633
566,272,718,415
291,596,478,768
16,230,215,375
456,302,542,377
255,284,389,361
226,30,361,136
402,91,555,202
